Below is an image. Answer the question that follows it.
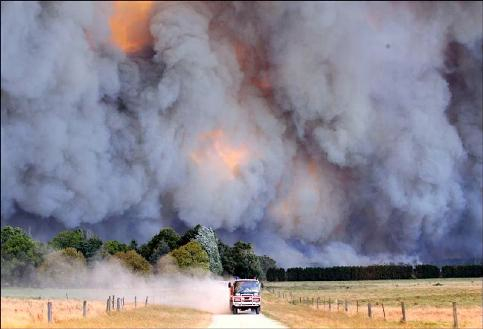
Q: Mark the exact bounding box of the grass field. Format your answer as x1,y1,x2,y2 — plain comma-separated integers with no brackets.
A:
1,298,211,328
262,278,482,328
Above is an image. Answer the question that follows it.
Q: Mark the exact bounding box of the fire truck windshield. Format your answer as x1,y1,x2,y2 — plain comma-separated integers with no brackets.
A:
234,281,260,295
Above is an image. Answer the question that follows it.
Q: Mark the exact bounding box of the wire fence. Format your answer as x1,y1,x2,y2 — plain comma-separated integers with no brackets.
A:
266,287,462,328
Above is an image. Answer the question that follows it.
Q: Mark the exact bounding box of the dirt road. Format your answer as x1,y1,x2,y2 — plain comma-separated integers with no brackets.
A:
209,310,286,328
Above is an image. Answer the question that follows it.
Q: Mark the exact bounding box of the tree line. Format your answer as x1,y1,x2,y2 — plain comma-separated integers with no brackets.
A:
1,225,276,286
266,264,482,281
3,224,480,287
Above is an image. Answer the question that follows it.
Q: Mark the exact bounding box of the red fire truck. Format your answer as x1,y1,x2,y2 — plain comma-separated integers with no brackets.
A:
228,279,261,314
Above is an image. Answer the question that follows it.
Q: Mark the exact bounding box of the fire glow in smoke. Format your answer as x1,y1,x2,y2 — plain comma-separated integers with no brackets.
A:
191,130,248,178
1,1,482,267
110,1,154,53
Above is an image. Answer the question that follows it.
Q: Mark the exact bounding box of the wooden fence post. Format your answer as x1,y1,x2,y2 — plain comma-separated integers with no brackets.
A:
382,302,386,320
116,298,120,311
356,300,359,313
337,299,339,311
135,296,137,308
329,298,331,311
401,302,406,323
316,297,319,309
122,297,124,309
106,297,110,312
112,295,115,309
368,303,372,318
453,302,458,328
345,300,348,312
299,296,302,304
83,300,87,318
47,302,52,323
145,296,148,306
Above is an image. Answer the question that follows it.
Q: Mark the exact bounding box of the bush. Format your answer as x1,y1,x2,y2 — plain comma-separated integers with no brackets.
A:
37,248,86,287
1,226,43,286
156,254,179,274
170,241,210,271
114,250,152,274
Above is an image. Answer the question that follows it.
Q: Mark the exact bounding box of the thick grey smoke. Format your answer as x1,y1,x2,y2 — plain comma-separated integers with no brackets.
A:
1,1,482,267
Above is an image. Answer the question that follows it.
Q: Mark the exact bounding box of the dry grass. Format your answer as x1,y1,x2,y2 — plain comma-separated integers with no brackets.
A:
1,298,211,328
1,298,106,328
262,278,482,328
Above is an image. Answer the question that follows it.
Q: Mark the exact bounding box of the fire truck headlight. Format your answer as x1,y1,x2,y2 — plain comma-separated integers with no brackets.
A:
234,297,241,302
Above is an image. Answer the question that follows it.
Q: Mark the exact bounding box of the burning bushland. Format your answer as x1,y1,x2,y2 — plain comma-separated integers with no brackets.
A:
1,2,482,267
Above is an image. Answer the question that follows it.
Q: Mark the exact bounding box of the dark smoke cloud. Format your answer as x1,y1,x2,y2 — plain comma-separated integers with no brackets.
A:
1,1,481,267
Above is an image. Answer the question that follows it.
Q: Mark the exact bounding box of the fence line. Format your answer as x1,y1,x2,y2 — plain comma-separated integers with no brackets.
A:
267,288,459,326
40,294,155,324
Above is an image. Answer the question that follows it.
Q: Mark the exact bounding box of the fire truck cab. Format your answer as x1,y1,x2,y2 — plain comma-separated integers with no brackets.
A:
228,279,261,314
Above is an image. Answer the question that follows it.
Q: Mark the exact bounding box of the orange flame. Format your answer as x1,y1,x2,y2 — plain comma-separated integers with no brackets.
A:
191,130,248,176
109,1,154,53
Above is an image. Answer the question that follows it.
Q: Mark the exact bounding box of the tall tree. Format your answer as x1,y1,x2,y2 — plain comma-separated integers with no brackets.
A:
1,226,43,286
49,228,102,259
232,241,262,279
178,224,202,247
139,228,180,264
177,225,223,274
101,240,130,256
218,240,236,275
258,255,277,280
194,226,223,275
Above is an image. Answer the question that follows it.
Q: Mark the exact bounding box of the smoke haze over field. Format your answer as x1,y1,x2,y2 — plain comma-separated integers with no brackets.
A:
3,257,230,314
1,1,482,267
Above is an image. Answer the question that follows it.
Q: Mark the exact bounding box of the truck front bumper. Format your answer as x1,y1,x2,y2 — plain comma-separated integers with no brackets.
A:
233,302,260,307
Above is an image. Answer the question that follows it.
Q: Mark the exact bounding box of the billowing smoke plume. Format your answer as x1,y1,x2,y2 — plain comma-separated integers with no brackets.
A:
2,1,482,267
